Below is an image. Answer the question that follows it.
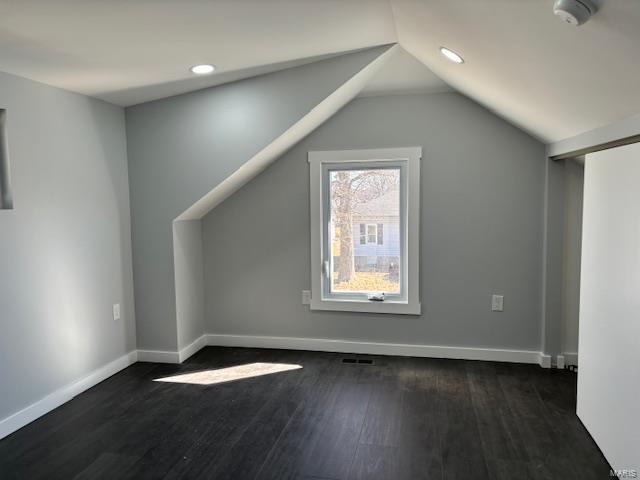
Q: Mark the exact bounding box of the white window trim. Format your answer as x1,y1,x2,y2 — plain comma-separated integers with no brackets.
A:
308,147,421,315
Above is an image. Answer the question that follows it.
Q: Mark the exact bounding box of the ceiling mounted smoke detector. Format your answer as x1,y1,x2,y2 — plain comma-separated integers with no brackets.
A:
553,0,598,26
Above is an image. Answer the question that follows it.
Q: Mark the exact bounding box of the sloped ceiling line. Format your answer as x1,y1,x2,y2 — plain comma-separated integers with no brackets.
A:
175,44,399,221
3,1,639,146
389,0,640,143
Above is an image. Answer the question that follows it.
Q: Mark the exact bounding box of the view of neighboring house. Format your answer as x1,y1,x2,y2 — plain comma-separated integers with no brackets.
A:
352,187,400,273
329,170,402,293
330,185,401,289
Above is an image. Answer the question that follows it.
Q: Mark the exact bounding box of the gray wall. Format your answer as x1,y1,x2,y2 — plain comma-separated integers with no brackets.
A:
0,71,135,421
202,93,546,350
561,159,583,359
540,157,584,364
125,47,388,352
540,157,566,359
173,220,205,349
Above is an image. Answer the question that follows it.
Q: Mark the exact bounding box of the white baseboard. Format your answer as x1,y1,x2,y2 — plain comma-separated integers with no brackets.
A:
538,353,552,368
179,335,208,363
137,334,208,364
537,353,576,369
140,334,544,365
205,334,542,365
137,349,180,363
0,350,137,440
563,351,578,366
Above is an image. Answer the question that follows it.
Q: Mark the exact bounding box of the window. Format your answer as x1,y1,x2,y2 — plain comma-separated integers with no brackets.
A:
308,147,421,314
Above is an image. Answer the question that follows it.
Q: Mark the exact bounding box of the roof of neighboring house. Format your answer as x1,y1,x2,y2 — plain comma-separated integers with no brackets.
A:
352,188,399,218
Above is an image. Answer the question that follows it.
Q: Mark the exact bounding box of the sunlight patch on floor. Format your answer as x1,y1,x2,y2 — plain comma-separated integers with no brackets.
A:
153,362,302,385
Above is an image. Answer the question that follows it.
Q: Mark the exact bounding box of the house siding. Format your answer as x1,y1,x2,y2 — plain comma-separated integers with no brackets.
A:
353,220,400,257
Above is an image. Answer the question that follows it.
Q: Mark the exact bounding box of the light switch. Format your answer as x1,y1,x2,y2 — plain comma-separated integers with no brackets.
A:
113,303,121,321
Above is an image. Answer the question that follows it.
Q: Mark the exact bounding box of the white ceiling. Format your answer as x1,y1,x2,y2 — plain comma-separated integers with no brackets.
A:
391,0,640,142
359,46,451,98
1,0,639,142
0,0,395,105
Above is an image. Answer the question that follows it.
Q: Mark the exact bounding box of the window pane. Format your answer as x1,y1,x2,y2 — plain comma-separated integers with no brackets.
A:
329,168,401,294
367,224,377,243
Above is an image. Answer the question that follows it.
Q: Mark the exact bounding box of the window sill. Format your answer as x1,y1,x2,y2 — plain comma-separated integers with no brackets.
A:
309,298,421,315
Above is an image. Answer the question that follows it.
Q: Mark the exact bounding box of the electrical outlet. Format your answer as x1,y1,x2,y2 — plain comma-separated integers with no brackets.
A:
491,295,504,312
302,290,311,305
113,303,121,321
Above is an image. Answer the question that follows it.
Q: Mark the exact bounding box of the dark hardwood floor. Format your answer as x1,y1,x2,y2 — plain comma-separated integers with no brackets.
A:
0,347,613,479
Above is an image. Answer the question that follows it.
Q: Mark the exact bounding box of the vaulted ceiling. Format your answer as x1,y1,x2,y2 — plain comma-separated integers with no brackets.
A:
392,0,640,142
1,0,639,142
0,0,395,105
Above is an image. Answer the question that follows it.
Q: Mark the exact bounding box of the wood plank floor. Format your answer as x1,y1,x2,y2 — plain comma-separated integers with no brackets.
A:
0,347,613,479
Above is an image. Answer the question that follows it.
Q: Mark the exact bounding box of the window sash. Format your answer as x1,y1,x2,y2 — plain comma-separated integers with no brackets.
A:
366,224,377,244
321,161,406,302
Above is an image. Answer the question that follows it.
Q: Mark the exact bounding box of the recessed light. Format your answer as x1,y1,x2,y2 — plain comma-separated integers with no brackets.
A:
440,47,464,64
190,64,216,75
